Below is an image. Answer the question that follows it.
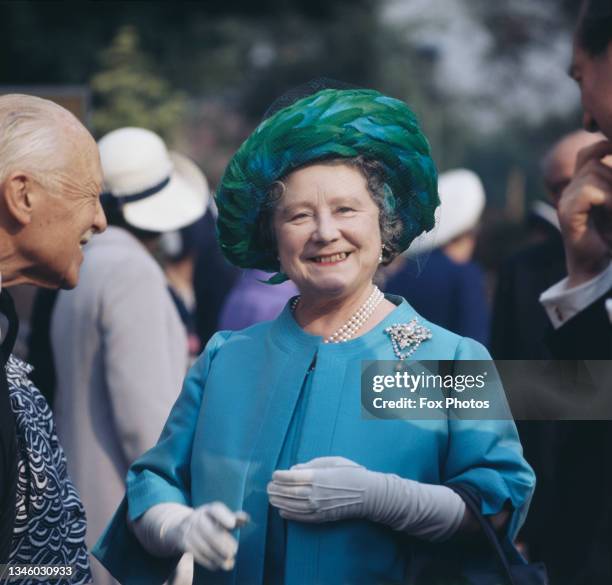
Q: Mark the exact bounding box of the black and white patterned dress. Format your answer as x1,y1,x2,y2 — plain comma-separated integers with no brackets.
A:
6,355,91,584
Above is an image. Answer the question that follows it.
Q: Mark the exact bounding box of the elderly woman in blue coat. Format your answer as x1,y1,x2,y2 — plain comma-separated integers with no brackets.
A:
94,85,534,584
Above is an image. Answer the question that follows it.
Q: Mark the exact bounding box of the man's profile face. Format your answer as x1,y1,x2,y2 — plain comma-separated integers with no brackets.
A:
28,131,107,289
543,131,605,206
570,42,612,139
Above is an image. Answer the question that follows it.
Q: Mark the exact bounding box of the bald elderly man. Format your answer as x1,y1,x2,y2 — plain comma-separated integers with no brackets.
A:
492,129,604,359
0,94,106,583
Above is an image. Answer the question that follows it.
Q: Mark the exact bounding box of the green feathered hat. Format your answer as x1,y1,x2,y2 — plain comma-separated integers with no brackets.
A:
215,87,439,276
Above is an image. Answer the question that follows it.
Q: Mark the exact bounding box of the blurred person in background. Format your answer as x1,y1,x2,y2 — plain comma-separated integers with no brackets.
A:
492,129,604,360
218,268,298,330
385,169,490,346
49,127,207,585
161,224,205,358
193,207,239,345
0,93,107,583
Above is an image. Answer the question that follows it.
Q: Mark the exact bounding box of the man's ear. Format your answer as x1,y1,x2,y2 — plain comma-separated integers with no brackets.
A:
1,171,35,226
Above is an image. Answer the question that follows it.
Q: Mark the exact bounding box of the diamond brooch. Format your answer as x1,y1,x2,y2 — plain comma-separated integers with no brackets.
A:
384,319,432,360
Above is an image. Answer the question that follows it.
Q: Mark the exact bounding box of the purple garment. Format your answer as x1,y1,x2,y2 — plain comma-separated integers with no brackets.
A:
219,270,298,330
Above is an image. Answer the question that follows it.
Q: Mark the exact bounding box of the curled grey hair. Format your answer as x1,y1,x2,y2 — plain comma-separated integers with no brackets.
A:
256,156,403,265
0,94,77,188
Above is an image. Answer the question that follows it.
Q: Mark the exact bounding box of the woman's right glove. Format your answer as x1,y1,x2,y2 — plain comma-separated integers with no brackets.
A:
131,501,248,571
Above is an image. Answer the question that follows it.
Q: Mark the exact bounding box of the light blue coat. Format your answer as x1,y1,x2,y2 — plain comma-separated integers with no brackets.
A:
93,297,535,584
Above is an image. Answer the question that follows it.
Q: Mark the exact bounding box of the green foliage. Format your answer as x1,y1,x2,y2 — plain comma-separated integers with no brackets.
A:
1,1,582,219
182,4,380,121
90,26,186,141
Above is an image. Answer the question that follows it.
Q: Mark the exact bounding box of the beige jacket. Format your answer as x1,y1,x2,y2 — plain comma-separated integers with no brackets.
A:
51,226,188,585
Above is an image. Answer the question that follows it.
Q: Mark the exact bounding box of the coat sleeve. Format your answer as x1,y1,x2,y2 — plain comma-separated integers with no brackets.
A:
442,337,535,540
92,331,230,585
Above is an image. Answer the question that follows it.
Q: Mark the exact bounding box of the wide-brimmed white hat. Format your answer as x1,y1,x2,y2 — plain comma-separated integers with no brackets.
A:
407,168,485,256
98,127,208,232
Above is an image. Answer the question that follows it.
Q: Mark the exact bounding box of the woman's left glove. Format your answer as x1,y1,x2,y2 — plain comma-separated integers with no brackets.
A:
267,456,465,541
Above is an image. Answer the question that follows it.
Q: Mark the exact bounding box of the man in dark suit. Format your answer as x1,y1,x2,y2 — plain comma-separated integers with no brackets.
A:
492,130,604,359
492,130,609,583
539,0,612,359
512,4,612,582
0,93,106,577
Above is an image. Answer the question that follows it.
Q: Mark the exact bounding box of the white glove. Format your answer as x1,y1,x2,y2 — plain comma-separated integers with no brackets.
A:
131,501,249,571
267,456,465,542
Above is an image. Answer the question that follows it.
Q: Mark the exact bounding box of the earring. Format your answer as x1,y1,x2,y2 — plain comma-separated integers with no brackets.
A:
378,245,385,264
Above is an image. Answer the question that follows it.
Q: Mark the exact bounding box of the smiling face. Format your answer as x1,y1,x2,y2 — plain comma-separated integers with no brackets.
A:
23,128,107,289
273,162,382,302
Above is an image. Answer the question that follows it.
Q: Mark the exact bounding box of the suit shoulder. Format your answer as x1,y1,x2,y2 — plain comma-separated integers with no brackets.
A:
502,239,565,273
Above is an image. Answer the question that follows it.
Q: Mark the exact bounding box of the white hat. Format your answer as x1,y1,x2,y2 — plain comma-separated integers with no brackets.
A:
407,168,485,256
98,127,209,232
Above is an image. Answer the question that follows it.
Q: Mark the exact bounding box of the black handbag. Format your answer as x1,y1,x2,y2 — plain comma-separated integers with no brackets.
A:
408,484,548,585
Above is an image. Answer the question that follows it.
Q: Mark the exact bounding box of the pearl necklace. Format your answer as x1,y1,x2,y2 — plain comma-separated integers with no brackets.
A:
291,286,384,343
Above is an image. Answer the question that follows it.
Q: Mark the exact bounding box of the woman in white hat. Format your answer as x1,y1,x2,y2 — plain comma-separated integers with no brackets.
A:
50,127,208,585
